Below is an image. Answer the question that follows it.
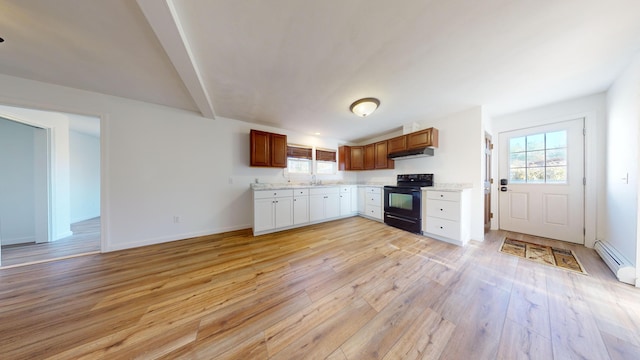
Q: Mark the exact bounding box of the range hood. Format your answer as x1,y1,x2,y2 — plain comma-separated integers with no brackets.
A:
387,147,434,160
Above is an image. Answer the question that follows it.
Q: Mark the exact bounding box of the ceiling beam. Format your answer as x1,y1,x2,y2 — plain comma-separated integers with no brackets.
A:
136,0,216,119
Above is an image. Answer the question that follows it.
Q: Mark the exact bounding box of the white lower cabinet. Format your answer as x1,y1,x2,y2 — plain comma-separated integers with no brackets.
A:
357,187,366,214
253,185,371,235
293,188,309,225
310,187,340,222
339,186,353,216
253,189,294,233
364,186,383,221
422,189,471,246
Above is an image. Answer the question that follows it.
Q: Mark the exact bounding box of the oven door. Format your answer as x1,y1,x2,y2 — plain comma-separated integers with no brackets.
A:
383,186,422,220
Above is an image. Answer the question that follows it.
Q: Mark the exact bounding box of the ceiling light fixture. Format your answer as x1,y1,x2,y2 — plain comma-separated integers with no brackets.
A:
350,97,380,117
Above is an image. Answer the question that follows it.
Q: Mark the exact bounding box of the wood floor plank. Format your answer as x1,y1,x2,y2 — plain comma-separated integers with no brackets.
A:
269,298,377,360
381,307,455,360
1,217,639,359
496,319,553,360
438,281,511,359
340,281,436,359
506,260,551,339
547,270,611,360
601,331,640,360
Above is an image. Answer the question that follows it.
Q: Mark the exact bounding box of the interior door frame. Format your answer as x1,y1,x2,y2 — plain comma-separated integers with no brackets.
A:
0,102,106,261
492,110,599,249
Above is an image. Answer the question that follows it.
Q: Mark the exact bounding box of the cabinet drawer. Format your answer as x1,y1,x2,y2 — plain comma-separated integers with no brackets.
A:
310,187,339,195
365,193,381,206
254,189,294,199
426,190,460,202
426,199,460,221
365,186,381,194
293,188,309,196
425,217,460,239
366,205,382,220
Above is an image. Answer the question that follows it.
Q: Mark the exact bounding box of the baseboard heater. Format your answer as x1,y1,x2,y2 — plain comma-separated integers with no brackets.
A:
594,240,636,285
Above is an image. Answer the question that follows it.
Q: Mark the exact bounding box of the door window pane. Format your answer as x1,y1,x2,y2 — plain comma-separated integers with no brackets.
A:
526,134,545,151
527,167,545,183
508,130,568,184
527,150,545,167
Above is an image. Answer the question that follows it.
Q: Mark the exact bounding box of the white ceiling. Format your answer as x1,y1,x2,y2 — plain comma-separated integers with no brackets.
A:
1,0,639,142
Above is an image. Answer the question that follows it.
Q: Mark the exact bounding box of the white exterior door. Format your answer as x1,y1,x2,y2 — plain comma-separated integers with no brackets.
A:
498,118,584,244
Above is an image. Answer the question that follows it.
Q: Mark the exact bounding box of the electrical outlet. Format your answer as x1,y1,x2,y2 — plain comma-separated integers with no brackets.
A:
173,216,180,223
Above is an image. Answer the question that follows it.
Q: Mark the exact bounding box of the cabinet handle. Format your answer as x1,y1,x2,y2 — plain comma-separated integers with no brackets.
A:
440,226,444,229
440,195,444,197
440,208,443,211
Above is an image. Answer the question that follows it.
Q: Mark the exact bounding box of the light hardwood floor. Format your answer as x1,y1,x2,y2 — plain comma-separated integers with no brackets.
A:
0,217,639,359
1,217,100,267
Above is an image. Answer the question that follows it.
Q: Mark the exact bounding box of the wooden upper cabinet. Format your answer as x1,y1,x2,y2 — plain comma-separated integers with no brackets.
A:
374,141,390,169
339,145,364,171
364,144,375,170
250,130,271,166
387,135,407,153
270,133,287,167
350,146,364,170
250,129,287,167
338,146,351,171
407,127,439,149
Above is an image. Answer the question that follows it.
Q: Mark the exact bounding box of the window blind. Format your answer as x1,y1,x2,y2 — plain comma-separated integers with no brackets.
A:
316,149,336,162
287,145,312,160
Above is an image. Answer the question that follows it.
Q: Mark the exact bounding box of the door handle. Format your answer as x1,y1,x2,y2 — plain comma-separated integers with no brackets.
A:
500,186,508,192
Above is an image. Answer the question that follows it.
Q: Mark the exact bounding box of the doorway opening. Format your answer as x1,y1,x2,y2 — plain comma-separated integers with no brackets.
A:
0,105,101,267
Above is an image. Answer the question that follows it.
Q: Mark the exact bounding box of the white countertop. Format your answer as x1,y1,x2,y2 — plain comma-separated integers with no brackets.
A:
423,183,474,192
251,182,472,191
250,183,389,190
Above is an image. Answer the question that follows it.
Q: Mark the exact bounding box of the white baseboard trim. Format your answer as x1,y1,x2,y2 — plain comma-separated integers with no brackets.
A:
1,235,36,246
103,224,251,252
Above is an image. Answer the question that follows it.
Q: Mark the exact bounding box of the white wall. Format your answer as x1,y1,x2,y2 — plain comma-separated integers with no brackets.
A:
0,118,37,245
355,107,486,241
70,130,101,223
0,74,353,252
491,93,607,248
606,52,640,272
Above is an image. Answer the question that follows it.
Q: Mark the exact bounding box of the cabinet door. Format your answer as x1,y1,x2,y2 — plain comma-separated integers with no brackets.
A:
325,193,340,219
357,187,365,214
350,146,364,170
270,133,288,168
387,135,407,153
364,144,375,170
375,141,389,169
351,187,358,213
309,194,325,222
407,128,439,149
254,198,274,232
339,191,351,216
338,146,351,171
274,196,293,228
293,196,309,225
250,130,271,166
